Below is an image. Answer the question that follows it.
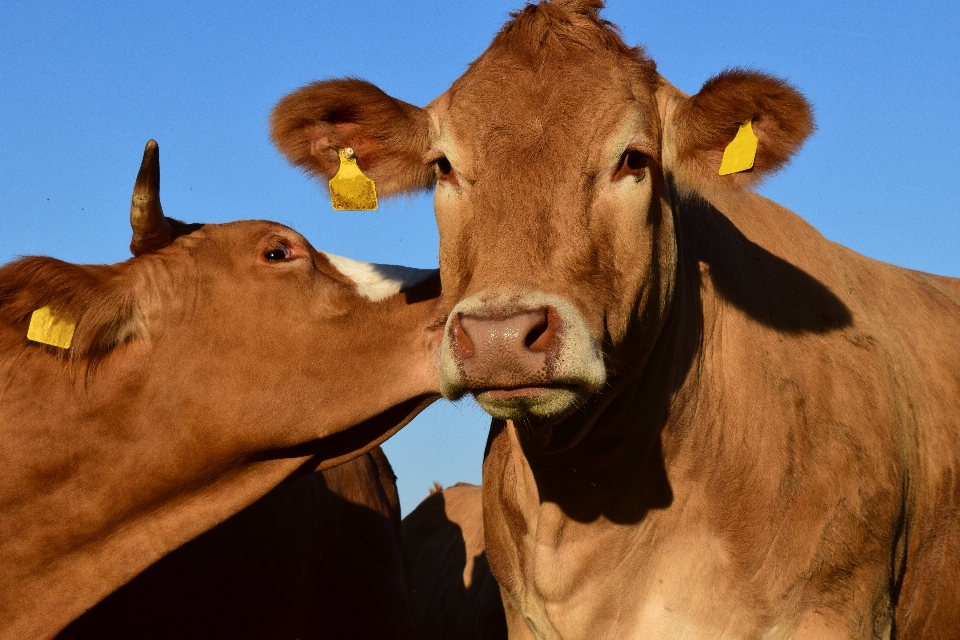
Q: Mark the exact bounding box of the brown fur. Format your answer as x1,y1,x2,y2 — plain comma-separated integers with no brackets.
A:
0,257,143,361
271,1,957,637
0,213,443,639
490,0,655,78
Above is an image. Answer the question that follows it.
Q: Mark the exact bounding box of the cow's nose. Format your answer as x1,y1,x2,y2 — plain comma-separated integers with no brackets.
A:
449,308,560,386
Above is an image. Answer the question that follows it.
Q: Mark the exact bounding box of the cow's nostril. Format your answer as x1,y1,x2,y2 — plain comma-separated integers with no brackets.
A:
447,302,585,399
525,323,546,348
524,309,549,350
454,307,560,364
526,307,559,353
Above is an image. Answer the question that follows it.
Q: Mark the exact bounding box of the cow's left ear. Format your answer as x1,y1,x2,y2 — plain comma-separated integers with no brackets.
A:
668,69,814,190
270,79,435,197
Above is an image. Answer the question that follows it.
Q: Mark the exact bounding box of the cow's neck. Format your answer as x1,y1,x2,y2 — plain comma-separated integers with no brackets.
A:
483,187,910,637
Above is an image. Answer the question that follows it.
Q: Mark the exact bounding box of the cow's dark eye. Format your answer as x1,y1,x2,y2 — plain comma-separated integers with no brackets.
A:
436,157,452,175
264,246,291,261
625,150,645,170
614,149,648,182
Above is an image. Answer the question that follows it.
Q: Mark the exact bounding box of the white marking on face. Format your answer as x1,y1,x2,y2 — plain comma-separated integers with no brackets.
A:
323,253,437,302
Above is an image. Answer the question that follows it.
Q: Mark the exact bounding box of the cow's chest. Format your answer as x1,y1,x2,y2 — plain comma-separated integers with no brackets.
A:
481,425,766,639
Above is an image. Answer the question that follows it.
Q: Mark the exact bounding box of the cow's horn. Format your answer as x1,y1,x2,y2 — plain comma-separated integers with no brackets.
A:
129,139,173,256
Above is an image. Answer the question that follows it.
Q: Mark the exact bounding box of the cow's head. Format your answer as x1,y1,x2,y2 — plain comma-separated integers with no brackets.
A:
3,140,444,467
271,0,812,449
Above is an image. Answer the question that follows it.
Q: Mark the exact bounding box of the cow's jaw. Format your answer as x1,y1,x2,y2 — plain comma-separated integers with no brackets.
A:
440,288,605,424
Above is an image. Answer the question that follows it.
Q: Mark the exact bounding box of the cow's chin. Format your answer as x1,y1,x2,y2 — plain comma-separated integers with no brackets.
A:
474,386,584,421
474,386,598,452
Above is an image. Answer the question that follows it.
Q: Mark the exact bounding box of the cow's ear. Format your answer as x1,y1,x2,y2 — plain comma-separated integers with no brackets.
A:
1,258,145,360
270,79,434,197
669,69,814,190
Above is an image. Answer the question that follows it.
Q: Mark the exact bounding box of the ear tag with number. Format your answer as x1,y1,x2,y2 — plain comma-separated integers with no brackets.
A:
329,148,378,211
27,306,75,349
719,120,759,176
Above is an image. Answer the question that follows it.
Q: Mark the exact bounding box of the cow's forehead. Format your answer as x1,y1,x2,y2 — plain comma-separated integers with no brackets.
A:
441,49,659,168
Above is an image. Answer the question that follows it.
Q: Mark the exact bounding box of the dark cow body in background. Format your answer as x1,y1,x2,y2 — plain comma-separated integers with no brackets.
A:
0,142,443,640
273,0,960,637
403,483,506,640
58,447,417,640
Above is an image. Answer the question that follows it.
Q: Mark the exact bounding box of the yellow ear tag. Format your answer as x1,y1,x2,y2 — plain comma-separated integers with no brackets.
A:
329,148,378,211
27,306,75,349
718,120,759,176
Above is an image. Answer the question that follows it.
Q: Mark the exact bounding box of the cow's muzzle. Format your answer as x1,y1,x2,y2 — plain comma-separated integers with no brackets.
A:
440,290,606,421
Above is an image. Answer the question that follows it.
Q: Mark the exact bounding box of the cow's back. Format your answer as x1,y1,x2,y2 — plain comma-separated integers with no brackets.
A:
403,483,507,640
57,448,417,640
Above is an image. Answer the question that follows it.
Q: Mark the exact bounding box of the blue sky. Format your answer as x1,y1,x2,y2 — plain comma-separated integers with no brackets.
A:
2,1,958,514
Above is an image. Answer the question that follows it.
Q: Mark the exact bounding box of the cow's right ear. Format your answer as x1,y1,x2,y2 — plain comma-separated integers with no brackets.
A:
270,79,435,197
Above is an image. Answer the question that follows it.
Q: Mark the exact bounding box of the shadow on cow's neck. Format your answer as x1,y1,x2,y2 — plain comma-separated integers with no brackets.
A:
678,191,852,334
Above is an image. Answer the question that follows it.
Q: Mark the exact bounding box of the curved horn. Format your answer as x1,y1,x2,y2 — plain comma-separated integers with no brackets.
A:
129,139,173,256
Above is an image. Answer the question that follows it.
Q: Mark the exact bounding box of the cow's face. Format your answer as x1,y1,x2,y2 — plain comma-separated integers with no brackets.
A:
271,2,811,448
135,218,446,467
428,38,670,433
154,219,442,444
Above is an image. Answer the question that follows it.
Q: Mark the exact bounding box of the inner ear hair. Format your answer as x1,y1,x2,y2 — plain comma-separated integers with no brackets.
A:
672,68,814,190
270,78,435,197
0,257,145,361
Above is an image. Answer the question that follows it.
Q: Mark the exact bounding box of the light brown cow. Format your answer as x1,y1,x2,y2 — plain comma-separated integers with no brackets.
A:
58,447,418,640
271,1,960,637
0,141,443,640
403,482,506,640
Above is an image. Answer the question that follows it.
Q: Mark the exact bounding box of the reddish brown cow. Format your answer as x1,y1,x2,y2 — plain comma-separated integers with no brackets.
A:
271,1,960,637
0,141,443,640
403,483,506,640
58,447,418,640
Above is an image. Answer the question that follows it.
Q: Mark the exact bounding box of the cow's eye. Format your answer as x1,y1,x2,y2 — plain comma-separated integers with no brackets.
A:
263,245,291,261
625,150,645,170
615,149,648,181
434,156,461,189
